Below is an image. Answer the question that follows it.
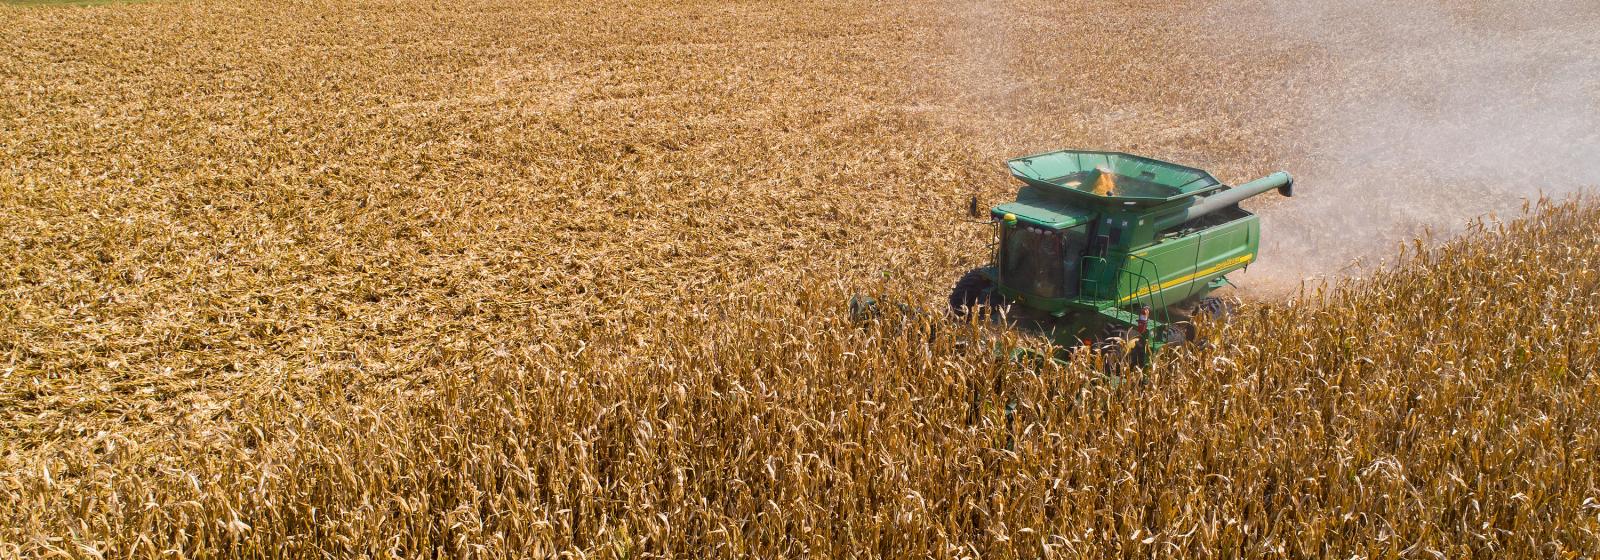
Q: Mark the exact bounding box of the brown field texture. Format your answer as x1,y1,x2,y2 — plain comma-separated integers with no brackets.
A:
2,0,1598,557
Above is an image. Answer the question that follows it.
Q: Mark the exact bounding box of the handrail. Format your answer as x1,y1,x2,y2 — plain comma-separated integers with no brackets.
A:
1120,266,1159,318
1126,254,1171,326
1080,253,1173,332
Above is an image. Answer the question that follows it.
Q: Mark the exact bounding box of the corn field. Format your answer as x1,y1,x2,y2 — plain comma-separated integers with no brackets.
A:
2,0,1598,557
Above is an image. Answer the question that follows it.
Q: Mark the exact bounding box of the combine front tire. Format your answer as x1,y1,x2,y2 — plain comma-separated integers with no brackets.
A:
1169,296,1234,348
1194,296,1234,320
1162,323,1189,346
1095,325,1146,375
948,268,1001,317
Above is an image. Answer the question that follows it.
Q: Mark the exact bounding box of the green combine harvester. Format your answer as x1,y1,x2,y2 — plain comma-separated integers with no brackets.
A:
946,150,1294,368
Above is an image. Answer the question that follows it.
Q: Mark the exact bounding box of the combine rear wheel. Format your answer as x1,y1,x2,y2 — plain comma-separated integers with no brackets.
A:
949,268,1002,318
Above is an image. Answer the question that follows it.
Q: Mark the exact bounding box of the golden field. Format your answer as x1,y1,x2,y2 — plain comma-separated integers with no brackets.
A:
2,0,1598,557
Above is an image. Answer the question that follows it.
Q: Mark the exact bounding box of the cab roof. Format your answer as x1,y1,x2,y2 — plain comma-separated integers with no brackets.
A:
992,186,1096,229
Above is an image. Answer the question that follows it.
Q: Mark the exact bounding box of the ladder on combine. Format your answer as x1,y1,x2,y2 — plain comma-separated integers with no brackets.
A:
1081,254,1171,364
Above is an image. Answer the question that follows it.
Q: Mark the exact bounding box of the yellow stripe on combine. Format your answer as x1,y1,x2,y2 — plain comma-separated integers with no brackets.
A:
1118,253,1254,304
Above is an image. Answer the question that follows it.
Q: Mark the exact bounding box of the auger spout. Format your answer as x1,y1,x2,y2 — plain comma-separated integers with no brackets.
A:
1152,171,1293,231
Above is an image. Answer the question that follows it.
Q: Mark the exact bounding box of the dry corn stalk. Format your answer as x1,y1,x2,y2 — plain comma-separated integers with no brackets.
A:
1,0,1597,558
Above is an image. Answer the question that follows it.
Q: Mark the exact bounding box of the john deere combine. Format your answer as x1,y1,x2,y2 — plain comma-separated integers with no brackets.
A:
950,150,1293,367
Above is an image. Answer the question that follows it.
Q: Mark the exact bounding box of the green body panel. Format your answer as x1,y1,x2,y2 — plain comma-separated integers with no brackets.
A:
1111,215,1258,306
981,150,1290,356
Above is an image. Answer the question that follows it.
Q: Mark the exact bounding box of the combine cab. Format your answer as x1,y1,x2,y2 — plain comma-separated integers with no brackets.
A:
950,150,1293,367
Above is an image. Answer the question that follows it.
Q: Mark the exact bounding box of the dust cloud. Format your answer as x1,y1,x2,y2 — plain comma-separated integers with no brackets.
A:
1218,0,1600,291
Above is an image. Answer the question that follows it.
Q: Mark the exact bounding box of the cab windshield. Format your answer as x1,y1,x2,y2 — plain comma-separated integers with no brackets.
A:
1000,223,1088,299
